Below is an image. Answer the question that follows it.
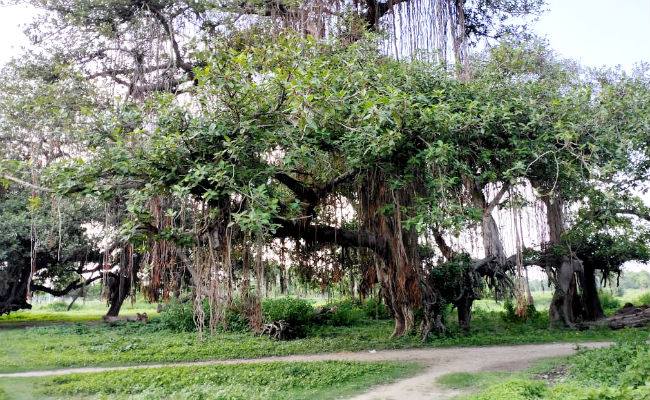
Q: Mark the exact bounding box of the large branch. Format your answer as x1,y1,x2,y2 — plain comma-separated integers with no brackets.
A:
432,228,454,260
274,170,357,216
486,182,510,214
149,7,194,75
273,217,388,256
612,208,650,221
31,275,103,297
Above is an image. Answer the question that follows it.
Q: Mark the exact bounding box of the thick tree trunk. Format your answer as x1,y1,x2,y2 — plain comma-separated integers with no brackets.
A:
581,264,605,321
105,250,140,317
0,259,32,315
359,173,422,338
548,256,581,327
106,276,130,317
541,194,583,327
105,266,135,317
456,295,473,333
464,179,507,329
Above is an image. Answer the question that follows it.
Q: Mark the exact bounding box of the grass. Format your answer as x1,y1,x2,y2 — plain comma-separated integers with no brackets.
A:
0,361,421,400
437,371,510,391
0,299,157,325
438,330,650,400
0,310,644,374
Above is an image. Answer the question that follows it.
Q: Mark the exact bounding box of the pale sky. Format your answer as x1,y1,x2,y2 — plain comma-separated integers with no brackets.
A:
2,1,649,67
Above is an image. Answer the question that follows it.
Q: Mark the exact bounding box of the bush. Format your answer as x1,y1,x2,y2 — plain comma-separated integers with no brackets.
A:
158,300,198,332
636,291,650,306
362,298,391,320
323,299,365,326
159,299,253,333
501,299,539,323
222,301,250,333
262,297,314,327
43,301,81,311
599,290,622,312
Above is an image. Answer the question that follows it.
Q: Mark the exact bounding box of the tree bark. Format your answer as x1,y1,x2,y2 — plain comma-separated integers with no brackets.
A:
0,259,32,315
456,294,473,333
541,194,583,328
105,250,140,317
581,263,605,321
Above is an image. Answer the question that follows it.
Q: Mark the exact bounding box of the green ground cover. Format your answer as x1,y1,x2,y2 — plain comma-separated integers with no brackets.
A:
437,331,650,400
0,310,643,374
0,299,158,325
0,361,421,400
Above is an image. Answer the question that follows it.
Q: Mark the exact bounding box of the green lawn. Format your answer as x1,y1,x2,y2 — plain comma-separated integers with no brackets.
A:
0,311,644,374
0,299,157,325
0,361,421,400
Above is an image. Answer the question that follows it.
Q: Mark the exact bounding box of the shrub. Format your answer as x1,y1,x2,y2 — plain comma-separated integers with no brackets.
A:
159,299,253,333
158,300,199,332
222,301,250,333
568,339,649,386
43,301,81,311
324,299,365,326
362,298,391,320
599,290,622,312
637,291,650,306
262,297,314,327
501,299,539,323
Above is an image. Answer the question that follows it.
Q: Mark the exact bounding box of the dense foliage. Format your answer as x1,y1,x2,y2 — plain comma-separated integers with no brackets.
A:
0,0,648,342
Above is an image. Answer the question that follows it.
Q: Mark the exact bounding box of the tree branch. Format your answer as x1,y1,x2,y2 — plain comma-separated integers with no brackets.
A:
486,182,510,214
1,174,52,192
273,217,388,256
31,275,103,297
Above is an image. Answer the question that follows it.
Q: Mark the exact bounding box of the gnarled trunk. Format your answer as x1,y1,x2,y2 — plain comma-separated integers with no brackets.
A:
541,194,583,327
360,171,421,337
105,248,140,317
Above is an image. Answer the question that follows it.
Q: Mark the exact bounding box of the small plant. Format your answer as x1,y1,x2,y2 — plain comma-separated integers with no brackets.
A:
502,299,539,323
223,301,250,333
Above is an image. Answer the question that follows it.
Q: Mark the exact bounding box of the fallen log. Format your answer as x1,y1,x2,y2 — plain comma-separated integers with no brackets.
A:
579,304,650,330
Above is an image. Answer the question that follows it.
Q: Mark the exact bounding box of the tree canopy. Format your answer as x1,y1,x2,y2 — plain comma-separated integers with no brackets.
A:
1,0,649,337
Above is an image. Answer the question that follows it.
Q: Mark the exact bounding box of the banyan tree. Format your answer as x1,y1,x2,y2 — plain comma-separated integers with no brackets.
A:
1,0,650,337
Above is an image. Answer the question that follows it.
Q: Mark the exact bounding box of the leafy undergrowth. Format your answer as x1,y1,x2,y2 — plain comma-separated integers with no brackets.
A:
0,361,420,400
446,331,650,400
0,310,641,373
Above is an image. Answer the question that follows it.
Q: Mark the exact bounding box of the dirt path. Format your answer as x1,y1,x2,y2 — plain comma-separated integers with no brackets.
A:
0,342,610,399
